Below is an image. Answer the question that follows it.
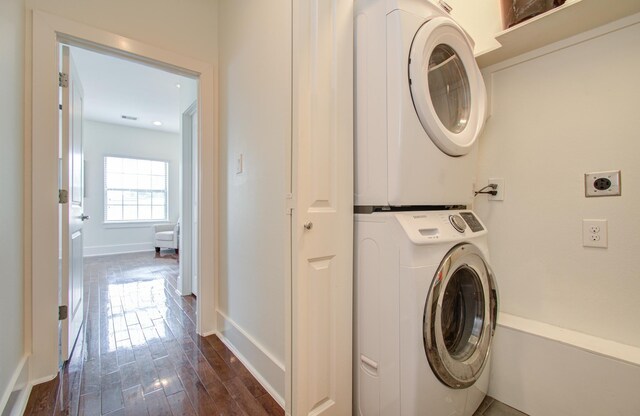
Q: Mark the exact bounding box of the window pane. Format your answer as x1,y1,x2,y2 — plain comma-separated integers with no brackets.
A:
106,157,123,173
139,192,152,205
123,205,137,220
152,206,166,220
123,174,137,190
151,175,165,190
106,173,123,189
138,205,152,220
138,174,152,190
137,159,151,175
106,205,123,221
152,192,165,206
106,190,122,204
151,161,166,175
123,158,137,174
123,191,137,205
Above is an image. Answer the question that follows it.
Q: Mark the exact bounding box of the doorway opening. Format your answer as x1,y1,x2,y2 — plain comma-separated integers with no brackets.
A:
31,13,218,393
57,42,200,370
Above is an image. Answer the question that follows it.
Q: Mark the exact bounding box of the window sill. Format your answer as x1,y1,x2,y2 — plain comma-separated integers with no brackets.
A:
103,221,170,229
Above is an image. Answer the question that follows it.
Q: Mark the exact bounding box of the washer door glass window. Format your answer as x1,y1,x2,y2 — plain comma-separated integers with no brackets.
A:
441,266,483,361
409,17,487,157
423,243,498,389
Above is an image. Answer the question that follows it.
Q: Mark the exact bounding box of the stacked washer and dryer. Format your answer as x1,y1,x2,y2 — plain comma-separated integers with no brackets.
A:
354,0,499,415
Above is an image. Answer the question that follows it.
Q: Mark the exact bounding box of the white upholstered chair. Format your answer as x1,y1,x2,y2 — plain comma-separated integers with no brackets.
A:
154,221,179,254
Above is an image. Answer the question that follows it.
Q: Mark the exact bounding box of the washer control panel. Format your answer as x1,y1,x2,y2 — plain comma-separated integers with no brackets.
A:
460,212,484,232
395,210,487,245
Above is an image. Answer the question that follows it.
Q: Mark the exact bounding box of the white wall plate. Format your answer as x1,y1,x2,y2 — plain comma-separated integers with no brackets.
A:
584,170,620,197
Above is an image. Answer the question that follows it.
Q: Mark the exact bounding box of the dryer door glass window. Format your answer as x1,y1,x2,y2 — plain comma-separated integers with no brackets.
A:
427,44,470,134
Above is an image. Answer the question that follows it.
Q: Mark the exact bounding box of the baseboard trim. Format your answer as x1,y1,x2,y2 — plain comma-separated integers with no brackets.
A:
216,311,285,407
0,355,30,416
84,243,154,257
200,329,217,338
490,313,640,415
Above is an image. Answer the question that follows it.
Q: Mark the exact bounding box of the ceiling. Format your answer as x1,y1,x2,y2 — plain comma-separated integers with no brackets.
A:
70,46,197,133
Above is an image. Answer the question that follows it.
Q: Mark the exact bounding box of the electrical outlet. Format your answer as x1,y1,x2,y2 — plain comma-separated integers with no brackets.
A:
583,219,607,248
585,170,620,197
488,178,505,201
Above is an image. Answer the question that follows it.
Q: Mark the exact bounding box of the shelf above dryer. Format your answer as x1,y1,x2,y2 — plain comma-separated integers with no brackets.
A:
475,0,640,68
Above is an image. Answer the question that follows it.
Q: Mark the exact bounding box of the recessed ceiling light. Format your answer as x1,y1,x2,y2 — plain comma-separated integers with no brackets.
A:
176,83,181,88
152,121,163,126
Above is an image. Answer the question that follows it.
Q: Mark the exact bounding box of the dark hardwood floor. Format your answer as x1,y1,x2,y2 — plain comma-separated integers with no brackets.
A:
24,251,284,416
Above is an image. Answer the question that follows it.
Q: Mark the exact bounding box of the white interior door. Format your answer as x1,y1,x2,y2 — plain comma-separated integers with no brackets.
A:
291,0,353,414
191,110,198,296
60,45,85,362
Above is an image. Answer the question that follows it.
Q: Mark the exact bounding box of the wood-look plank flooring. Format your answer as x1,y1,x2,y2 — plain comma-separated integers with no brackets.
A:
24,251,284,416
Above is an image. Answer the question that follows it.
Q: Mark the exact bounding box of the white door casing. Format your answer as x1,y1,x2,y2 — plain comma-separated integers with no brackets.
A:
60,45,85,362
192,109,199,296
180,101,197,296
31,11,216,380
291,0,354,414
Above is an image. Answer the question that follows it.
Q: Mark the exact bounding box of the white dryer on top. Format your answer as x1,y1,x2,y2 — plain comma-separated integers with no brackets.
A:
355,0,487,207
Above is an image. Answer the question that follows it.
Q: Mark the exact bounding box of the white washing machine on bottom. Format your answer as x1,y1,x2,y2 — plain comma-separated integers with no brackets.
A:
354,210,498,415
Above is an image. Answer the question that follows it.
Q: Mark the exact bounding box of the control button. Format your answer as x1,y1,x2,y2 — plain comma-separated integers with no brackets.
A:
449,215,467,233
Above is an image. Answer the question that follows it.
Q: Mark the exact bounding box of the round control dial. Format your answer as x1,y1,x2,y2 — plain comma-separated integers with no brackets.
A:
449,214,467,233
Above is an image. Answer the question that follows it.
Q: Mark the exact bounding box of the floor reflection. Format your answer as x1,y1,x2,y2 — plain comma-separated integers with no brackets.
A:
24,251,283,416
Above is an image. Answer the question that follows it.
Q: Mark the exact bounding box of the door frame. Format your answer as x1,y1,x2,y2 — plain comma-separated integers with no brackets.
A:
30,10,218,382
178,100,198,296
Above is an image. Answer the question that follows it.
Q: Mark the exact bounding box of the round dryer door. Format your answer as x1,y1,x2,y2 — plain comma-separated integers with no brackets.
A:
409,17,487,157
423,243,497,389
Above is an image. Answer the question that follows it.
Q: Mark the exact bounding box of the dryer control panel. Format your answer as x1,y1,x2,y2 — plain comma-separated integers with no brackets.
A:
395,210,487,245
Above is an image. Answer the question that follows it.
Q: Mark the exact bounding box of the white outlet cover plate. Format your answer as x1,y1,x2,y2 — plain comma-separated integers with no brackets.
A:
582,219,607,248
585,170,620,197
488,178,505,201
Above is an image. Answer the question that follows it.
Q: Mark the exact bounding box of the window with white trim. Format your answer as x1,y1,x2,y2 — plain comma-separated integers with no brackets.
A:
104,156,168,222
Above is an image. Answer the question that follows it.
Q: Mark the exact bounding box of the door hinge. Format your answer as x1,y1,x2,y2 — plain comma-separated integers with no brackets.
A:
58,305,68,321
59,72,68,88
285,193,295,215
59,189,69,204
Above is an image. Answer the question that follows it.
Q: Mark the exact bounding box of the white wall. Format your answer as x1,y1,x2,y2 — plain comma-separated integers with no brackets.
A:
0,0,26,413
218,0,291,400
25,0,218,63
475,19,640,348
447,0,502,54
83,121,181,256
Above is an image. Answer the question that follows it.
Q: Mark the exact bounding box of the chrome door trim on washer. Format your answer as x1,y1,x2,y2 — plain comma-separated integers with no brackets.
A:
423,243,498,389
